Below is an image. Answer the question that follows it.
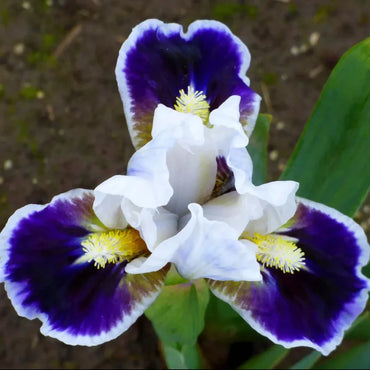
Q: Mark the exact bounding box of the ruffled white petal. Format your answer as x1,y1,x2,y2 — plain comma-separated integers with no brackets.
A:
209,96,253,192
127,203,262,282
121,198,178,252
201,180,299,237
152,105,218,216
243,181,299,234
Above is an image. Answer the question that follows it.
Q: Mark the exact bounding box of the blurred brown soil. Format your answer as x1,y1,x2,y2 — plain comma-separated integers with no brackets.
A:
0,0,369,368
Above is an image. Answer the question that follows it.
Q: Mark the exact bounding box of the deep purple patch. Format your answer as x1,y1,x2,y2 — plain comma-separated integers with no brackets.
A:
123,23,257,137
211,156,235,197
5,195,133,336
240,203,368,347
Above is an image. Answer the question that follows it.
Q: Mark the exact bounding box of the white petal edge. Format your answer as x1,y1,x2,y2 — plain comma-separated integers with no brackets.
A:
0,188,167,346
5,277,164,346
0,188,96,282
115,19,182,147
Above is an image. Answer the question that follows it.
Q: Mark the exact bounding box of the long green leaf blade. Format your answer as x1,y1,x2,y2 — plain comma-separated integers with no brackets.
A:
281,37,370,217
249,113,272,185
313,340,370,369
237,344,289,369
290,351,322,369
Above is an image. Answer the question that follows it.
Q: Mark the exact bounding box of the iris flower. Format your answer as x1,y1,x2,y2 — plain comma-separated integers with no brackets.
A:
0,189,177,345
115,19,261,149
0,19,368,357
95,96,369,355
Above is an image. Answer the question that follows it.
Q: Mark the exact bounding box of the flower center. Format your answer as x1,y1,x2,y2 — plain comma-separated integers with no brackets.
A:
244,232,306,274
174,86,210,123
78,228,148,269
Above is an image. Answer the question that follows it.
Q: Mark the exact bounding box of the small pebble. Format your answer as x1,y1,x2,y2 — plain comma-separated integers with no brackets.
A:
22,1,31,10
290,46,300,56
13,43,25,55
276,121,285,130
3,159,13,170
269,150,279,161
36,90,45,99
309,32,320,47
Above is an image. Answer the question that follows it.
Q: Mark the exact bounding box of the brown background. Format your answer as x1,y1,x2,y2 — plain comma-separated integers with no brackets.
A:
0,0,369,368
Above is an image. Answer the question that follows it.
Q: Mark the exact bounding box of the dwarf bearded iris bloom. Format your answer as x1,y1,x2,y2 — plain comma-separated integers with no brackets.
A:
95,95,369,355
0,189,177,345
0,18,368,357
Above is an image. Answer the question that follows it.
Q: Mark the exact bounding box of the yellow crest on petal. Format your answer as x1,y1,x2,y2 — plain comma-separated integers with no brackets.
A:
244,232,306,274
174,86,210,124
77,228,147,269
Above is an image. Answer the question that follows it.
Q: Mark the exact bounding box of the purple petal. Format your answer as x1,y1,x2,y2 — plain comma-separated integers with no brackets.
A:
0,189,168,345
117,19,260,148
208,198,369,355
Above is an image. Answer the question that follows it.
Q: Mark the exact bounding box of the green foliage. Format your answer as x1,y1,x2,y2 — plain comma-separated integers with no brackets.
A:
145,279,209,345
290,351,322,369
162,343,203,369
213,3,259,21
203,293,265,343
146,279,210,369
281,37,370,217
248,113,272,185
314,340,370,369
19,84,39,99
238,344,289,369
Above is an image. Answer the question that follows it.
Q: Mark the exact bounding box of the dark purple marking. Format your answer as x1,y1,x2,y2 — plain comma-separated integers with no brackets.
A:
240,202,368,347
5,195,134,337
122,22,258,144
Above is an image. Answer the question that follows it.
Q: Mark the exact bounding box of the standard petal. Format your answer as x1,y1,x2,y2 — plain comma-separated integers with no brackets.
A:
93,122,174,225
208,95,253,193
203,180,298,237
116,19,260,148
208,198,369,355
127,203,262,282
0,189,168,345
242,180,299,234
152,105,218,216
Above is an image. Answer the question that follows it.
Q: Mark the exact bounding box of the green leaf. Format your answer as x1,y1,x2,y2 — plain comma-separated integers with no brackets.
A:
290,351,322,369
249,113,272,185
162,343,203,369
343,311,370,340
145,279,210,346
281,37,370,217
313,340,370,369
203,293,266,343
237,344,290,369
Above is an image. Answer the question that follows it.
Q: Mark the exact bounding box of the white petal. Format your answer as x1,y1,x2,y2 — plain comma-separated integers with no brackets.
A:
121,198,178,252
93,128,175,226
243,180,299,234
152,105,218,216
202,180,299,237
209,96,253,192
127,203,262,282
201,191,259,236
93,191,128,229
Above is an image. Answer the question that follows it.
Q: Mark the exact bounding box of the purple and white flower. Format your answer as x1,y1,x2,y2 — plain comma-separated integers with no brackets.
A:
115,19,261,149
0,189,176,346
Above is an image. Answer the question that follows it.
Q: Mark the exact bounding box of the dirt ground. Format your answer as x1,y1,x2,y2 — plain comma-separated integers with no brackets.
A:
0,0,369,368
